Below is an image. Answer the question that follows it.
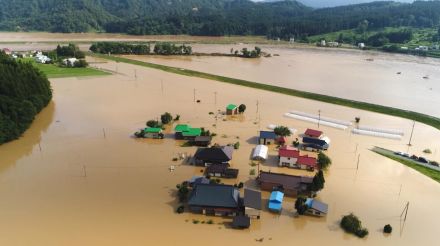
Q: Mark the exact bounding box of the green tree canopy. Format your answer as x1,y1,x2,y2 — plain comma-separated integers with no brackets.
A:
274,126,292,137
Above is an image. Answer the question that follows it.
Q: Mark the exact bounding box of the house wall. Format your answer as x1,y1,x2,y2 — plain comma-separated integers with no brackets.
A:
226,108,238,115
245,207,260,218
279,156,298,167
189,206,238,217
306,208,325,217
259,182,298,197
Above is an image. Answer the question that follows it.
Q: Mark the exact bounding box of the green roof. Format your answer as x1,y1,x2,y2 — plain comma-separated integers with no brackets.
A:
227,104,238,110
175,124,190,132
182,128,202,137
145,128,162,133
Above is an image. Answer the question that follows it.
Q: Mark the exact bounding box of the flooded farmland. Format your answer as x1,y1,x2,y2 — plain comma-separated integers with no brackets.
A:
1,54,440,245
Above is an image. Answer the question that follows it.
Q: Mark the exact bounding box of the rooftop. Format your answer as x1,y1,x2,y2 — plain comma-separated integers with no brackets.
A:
182,128,202,137
244,189,262,210
297,155,317,168
279,145,300,158
306,198,328,214
188,184,240,208
144,127,162,133
195,146,233,162
305,128,323,138
227,104,238,110
259,171,313,190
175,124,190,132
260,131,277,139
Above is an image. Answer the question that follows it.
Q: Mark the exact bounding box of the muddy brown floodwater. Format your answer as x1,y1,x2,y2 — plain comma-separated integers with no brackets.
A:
1,54,440,245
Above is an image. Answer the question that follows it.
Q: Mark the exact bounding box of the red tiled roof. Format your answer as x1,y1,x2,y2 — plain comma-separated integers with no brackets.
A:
304,128,323,138
279,146,300,158
297,155,317,168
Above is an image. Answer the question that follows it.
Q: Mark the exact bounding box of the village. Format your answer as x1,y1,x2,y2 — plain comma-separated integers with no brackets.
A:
135,103,335,230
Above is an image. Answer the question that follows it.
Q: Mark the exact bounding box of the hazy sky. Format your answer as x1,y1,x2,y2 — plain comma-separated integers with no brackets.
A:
253,0,415,8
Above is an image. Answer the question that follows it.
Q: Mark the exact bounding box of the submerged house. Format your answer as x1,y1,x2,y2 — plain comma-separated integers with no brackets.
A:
174,124,202,140
305,198,328,217
187,184,241,216
144,128,164,139
278,146,317,171
268,191,284,213
232,215,251,229
244,189,262,219
205,163,239,179
257,171,313,197
259,131,277,145
252,145,268,161
194,146,234,166
191,136,212,147
188,176,210,187
226,104,239,115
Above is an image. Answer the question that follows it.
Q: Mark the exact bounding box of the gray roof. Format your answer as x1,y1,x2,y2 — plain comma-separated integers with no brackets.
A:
309,199,328,214
258,171,313,190
188,184,240,208
244,189,262,210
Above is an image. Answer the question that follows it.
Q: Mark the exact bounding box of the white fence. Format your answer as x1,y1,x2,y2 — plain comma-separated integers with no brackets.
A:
352,128,402,140
284,113,348,130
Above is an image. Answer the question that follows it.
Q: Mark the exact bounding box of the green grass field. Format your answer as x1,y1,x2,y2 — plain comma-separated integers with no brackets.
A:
372,147,440,183
91,53,440,131
33,62,110,78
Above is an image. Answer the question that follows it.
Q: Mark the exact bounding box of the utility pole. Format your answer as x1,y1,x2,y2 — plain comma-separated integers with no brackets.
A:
356,154,360,170
400,202,409,222
318,109,321,128
193,89,196,103
161,80,164,95
134,69,137,80
103,128,106,139
82,165,87,177
408,121,415,146
214,91,217,106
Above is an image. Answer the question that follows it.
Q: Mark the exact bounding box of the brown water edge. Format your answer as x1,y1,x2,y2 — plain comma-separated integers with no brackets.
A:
0,59,439,246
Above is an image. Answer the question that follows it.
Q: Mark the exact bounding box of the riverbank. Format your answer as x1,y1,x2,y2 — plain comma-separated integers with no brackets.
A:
90,53,440,132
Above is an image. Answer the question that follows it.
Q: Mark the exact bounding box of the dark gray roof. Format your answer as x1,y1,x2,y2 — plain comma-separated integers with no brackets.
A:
232,215,250,228
206,163,229,173
244,189,262,210
195,136,212,142
188,184,240,208
194,146,233,162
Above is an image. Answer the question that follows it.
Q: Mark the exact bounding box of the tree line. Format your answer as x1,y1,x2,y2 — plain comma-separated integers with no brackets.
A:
0,51,52,144
1,0,440,40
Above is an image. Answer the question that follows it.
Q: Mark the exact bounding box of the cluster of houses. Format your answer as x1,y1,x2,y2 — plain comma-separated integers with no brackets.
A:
179,126,329,229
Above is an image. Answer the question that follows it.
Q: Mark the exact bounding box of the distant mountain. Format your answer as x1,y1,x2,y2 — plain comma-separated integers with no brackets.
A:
253,0,415,8
0,0,439,38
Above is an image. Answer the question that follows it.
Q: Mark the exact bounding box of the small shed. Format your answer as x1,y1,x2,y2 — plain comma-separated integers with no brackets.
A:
252,145,268,161
232,215,251,229
259,131,277,145
226,104,239,115
188,176,210,187
305,198,328,217
144,127,163,139
244,189,262,219
192,136,212,147
268,191,284,213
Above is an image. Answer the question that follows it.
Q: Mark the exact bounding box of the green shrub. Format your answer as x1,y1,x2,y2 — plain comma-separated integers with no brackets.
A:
161,112,173,124
234,141,240,149
250,169,256,176
192,219,199,224
341,213,369,238
176,205,184,214
383,224,392,234
423,149,432,154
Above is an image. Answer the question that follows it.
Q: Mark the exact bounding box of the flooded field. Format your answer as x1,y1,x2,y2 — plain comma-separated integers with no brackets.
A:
1,57,439,245
123,45,440,117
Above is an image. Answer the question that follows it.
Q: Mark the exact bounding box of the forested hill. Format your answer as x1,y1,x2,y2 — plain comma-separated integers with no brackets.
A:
0,0,439,38
0,52,52,144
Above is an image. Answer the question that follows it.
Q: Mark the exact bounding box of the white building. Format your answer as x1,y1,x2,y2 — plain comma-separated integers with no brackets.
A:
34,53,51,64
252,145,268,161
63,58,78,67
358,43,365,49
320,40,326,47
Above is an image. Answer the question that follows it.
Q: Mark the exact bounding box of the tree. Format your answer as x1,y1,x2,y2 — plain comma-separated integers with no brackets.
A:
146,120,160,128
383,224,392,234
274,126,291,137
238,104,246,113
74,59,88,68
176,183,189,202
356,20,369,34
341,213,369,238
294,196,308,215
317,152,332,170
161,112,173,124
310,170,325,192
